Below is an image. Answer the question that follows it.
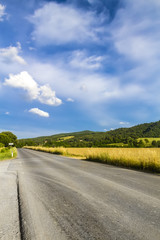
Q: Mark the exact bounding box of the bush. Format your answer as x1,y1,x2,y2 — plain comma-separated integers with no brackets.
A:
0,148,6,153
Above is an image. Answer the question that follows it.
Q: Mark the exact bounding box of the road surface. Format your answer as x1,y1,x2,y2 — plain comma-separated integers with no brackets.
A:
3,148,160,239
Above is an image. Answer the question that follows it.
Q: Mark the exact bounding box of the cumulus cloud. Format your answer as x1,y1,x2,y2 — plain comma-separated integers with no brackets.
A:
0,4,6,21
0,42,26,65
39,85,62,106
29,108,49,118
30,2,104,45
4,71,39,99
0,43,26,76
4,71,62,106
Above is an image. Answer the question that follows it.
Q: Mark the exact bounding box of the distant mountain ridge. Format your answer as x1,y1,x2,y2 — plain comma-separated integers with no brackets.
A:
17,120,160,147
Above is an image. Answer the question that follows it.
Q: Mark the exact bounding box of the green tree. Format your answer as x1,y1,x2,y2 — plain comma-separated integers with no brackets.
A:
138,140,145,147
152,140,157,147
0,133,11,147
1,131,17,145
0,143,4,147
144,138,149,144
157,141,160,147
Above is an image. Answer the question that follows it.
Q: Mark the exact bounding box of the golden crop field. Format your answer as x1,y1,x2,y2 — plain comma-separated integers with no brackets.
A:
25,146,160,173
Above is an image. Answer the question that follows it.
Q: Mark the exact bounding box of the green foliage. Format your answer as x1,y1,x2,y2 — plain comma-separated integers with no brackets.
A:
0,133,11,147
17,120,160,148
2,131,17,145
0,147,17,161
144,138,149,143
0,131,17,147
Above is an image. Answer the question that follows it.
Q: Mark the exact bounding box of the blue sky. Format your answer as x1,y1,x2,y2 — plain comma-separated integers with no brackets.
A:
0,0,160,138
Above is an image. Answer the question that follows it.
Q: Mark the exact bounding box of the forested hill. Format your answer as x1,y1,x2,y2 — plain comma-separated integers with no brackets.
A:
105,120,160,139
17,120,160,147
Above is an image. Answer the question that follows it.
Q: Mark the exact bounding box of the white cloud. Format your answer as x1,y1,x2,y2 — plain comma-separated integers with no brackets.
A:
119,122,129,125
66,98,74,102
28,47,36,51
4,71,62,106
39,85,62,106
27,57,144,107
111,0,160,63
4,71,39,99
69,50,104,70
29,108,49,118
5,112,10,115
30,2,104,45
0,43,26,65
0,4,6,21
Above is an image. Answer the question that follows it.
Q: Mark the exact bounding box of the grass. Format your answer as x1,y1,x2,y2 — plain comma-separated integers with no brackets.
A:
107,143,128,147
138,137,160,142
0,147,17,161
57,136,74,142
24,146,160,173
138,138,160,147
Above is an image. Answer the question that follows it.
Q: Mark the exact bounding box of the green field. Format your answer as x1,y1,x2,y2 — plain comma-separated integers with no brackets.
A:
57,136,74,142
138,138,160,146
138,138,160,142
107,143,128,147
0,147,17,161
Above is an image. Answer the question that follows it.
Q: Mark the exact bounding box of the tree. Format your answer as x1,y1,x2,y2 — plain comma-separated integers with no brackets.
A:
0,133,11,147
144,138,149,144
1,131,17,145
138,140,145,147
152,140,157,147
157,141,160,147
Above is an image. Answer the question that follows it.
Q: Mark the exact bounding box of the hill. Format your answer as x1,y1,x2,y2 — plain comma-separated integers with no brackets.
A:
17,120,160,147
105,120,160,138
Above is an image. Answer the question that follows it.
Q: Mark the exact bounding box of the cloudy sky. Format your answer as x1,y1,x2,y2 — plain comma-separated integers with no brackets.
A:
0,0,160,138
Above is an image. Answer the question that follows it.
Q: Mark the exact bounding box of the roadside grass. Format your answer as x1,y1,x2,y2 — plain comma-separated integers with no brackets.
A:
0,147,17,161
24,146,160,173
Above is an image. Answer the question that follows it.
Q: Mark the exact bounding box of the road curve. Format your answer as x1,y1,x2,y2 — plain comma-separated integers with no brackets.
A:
8,148,160,240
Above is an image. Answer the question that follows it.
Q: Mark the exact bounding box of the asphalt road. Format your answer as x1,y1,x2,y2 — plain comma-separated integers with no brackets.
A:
7,148,160,240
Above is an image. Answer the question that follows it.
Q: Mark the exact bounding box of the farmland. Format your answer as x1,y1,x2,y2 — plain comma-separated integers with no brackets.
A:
17,120,160,148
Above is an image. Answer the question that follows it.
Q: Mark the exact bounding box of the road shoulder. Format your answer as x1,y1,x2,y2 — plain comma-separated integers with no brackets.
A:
0,161,21,240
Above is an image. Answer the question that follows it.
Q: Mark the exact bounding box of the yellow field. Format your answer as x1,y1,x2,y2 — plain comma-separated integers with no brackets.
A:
25,146,160,173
